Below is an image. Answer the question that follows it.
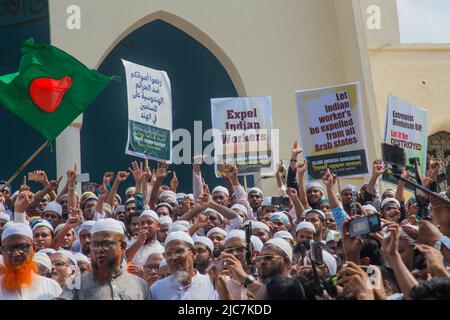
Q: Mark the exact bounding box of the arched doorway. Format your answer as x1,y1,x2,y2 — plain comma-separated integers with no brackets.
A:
81,17,251,194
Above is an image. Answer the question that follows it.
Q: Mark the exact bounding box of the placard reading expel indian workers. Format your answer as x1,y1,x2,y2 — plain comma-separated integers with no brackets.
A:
211,96,274,177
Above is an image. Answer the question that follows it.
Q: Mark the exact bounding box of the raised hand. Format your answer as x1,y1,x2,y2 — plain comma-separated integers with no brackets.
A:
67,207,84,227
197,193,213,208
170,172,179,192
194,214,210,229
380,222,400,257
291,141,303,158
286,187,298,200
129,161,145,183
342,219,364,263
103,172,114,186
116,171,130,183
297,160,307,176
20,176,30,192
14,191,33,213
321,169,336,188
155,161,170,180
338,261,375,300
67,163,77,186
46,176,63,192
202,178,210,194
372,159,385,177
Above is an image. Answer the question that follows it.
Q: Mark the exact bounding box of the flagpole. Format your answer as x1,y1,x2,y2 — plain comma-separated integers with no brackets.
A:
0,140,49,192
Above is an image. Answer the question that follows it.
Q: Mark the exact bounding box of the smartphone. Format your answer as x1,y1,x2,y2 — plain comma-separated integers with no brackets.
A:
28,172,40,182
271,196,289,206
382,143,406,167
310,241,324,265
348,214,382,238
351,192,359,215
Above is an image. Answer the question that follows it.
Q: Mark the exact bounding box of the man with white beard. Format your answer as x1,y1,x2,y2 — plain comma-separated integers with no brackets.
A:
150,231,218,300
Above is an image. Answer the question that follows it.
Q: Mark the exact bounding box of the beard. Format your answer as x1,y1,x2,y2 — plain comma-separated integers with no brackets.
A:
81,245,91,256
92,256,120,284
0,257,38,291
172,270,190,285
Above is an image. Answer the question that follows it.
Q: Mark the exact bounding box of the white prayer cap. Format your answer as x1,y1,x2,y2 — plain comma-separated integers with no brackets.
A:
33,252,52,272
193,235,214,253
32,220,54,234
165,230,194,247
247,187,263,196
114,205,125,214
91,218,124,236
306,181,324,193
362,204,378,215
55,249,78,266
115,194,122,205
139,210,159,222
173,220,192,229
273,231,294,242
212,186,229,196
39,248,57,255
54,223,74,236
168,223,189,234
381,198,401,209
302,208,326,221
224,229,245,243
156,203,173,213
159,215,173,225
125,187,136,197
74,253,90,264
207,227,227,238
204,208,224,221
270,212,290,226
159,190,177,201
296,221,316,234
0,212,10,222
261,197,272,206
159,259,167,268
341,184,357,193
265,238,293,262
176,193,187,201
325,230,341,243
251,221,270,233
43,201,62,217
251,235,263,252
383,189,396,196
77,221,96,237
1,222,33,241
231,204,247,214
188,194,194,200
322,249,337,276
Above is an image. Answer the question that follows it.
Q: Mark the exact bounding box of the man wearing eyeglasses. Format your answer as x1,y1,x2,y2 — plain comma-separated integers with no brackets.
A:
150,231,218,300
57,218,151,300
0,222,62,299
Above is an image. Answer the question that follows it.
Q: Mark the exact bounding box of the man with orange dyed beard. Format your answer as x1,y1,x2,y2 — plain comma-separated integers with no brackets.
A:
0,222,62,299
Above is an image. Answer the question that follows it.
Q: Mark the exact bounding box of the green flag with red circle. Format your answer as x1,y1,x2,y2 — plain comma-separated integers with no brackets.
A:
0,38,112,141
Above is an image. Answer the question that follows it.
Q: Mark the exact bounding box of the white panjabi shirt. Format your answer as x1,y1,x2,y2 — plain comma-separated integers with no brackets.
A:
150,270,218,300
0,273,62,300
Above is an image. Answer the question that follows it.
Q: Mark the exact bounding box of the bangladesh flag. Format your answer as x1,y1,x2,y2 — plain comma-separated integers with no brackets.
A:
0,38,112,141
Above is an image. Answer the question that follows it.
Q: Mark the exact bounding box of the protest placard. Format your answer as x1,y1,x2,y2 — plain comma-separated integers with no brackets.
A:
211,96,274,177
295,82,369,180
382,95,428,188
122,59,172,162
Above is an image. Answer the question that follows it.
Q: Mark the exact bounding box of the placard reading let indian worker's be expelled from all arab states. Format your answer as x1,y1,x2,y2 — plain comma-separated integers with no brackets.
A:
122,59,172,162
295,82,369,180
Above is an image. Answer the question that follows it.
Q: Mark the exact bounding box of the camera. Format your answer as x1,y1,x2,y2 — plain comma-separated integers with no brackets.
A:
382,143,406,176
348,214,382,238
271,196,290,207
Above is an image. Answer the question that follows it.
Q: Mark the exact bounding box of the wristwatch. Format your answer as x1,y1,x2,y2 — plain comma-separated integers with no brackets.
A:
242,275,256,288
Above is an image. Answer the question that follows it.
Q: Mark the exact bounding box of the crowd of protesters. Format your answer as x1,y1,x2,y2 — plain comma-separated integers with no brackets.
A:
0,142,449,300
